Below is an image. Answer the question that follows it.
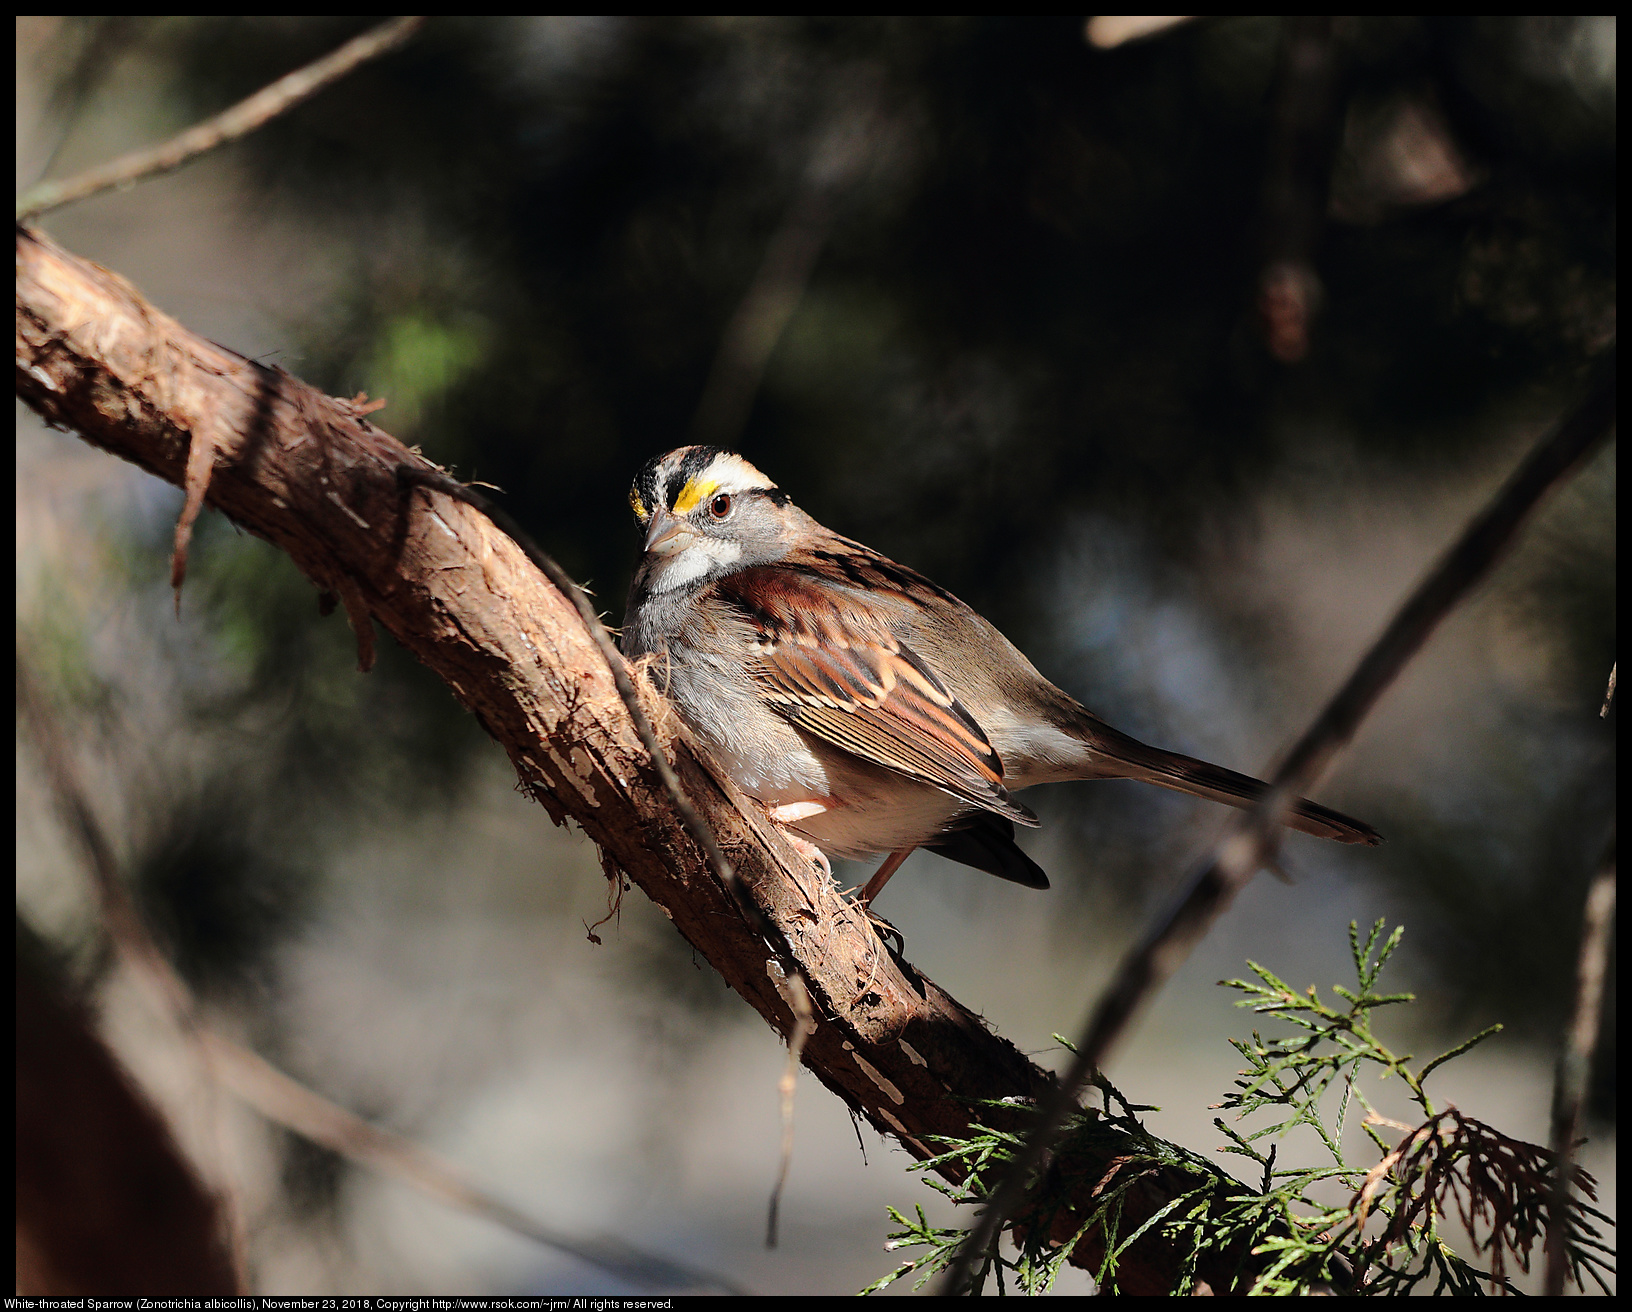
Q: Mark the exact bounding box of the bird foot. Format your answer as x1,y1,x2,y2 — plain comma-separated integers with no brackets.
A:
857,903,904,956
776,827,832,878
765,801,835,877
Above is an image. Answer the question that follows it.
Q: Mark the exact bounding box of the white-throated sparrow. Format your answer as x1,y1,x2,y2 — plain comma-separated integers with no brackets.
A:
621,446,1379,905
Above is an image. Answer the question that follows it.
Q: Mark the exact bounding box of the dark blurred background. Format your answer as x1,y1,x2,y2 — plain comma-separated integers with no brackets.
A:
16,16,1614,1294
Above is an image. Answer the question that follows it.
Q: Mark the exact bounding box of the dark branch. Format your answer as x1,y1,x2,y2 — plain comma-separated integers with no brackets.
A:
945,357,1617,1293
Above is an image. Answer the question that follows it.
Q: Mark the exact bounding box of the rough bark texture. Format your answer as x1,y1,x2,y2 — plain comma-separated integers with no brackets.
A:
16,222,1245,1293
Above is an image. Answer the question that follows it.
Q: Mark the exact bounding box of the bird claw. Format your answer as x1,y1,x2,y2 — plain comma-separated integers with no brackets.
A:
777,828,832,878
839,885,903,951
862,905,904,956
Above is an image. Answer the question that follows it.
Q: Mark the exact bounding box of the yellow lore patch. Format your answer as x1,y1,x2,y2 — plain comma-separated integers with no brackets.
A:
629,486,650,523
671,477,719,515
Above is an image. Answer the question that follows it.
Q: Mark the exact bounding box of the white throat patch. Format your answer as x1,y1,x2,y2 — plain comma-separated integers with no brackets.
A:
652,537,743,592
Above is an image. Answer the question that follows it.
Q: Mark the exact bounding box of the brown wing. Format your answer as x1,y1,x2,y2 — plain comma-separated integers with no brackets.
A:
714,566,1037,826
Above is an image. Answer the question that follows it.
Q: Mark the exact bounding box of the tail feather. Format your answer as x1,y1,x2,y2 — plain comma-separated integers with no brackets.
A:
1077,718,1381,847
927,813,1051,888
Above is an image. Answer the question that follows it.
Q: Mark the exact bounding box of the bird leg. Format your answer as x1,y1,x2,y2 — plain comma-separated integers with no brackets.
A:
858,847,915,908
848,848,915,958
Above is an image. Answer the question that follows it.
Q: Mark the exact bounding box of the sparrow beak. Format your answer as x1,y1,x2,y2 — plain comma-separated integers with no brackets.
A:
642,506,693,557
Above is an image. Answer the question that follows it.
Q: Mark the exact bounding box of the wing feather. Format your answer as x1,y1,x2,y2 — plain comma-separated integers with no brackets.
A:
714,566,1037,826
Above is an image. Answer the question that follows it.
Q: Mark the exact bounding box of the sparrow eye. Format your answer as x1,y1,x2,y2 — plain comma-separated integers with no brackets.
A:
709,493,734,519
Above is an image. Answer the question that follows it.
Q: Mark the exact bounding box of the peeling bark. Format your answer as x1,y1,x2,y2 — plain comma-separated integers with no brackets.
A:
17,222,1247,1292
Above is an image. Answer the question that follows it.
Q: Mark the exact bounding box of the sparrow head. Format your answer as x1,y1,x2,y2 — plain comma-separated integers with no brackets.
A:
628,446,794,592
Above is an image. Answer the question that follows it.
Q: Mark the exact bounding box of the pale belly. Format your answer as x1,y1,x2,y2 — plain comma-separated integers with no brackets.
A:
703,724,973,859
783,782,972,860
668,649,980,859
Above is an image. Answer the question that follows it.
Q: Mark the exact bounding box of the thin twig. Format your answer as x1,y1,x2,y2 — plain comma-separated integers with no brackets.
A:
1545,838,1615,1296
1601,662,1616,718
1256,16,1341,364
22,16,152,191
15,644,742,1295
766,962,816,1248
942,358,1617,1294
197,1030,744,1293
688,87,882,449
1084,16,1197,49
16,17,424,221
15,647,250,1288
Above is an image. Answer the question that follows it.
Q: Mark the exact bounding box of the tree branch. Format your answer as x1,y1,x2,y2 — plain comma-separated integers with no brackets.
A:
17,645,742,1295
944,353,1617,1293
17,221,1255,1293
